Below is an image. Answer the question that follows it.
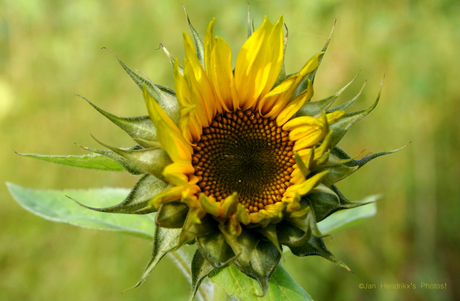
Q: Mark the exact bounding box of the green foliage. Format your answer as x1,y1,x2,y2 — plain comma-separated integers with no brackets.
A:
6,183,155,239
7,182,377,300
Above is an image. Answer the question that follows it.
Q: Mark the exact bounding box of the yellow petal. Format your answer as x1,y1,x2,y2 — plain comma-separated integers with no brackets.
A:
204,18,216,76
163,160,196,186
221,192,238,218
285,170,329,198
209,37,235,112
276,80,314,126
235,204,250,225
234,16,284,110
258,73,300,117
150,185,187,209
283,115,321,131
183,58,211,126
289,123,324,141
259,53,321,120
143,85,192,162
183,33,216,124
204,19,234,112
199,193,220,216
293,132,327,151
326,110,345,124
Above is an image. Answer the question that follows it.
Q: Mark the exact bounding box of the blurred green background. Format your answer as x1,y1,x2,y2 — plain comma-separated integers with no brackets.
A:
1,0,459,300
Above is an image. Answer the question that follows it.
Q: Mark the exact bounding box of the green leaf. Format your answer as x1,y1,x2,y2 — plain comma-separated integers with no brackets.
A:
317,195,379,234
6,183,156,239
210,264,312,301
14,151,125,171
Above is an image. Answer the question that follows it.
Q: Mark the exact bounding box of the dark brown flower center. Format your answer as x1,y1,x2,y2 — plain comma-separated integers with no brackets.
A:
192,110,294,213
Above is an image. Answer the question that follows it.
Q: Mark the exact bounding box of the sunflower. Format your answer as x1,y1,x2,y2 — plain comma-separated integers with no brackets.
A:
25,10,397,299
147,15,344,230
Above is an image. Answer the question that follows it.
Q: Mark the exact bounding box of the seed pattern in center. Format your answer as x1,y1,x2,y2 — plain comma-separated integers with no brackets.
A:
192,110,295,213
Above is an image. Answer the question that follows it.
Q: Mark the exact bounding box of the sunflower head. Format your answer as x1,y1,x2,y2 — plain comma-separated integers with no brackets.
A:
67,10,399,299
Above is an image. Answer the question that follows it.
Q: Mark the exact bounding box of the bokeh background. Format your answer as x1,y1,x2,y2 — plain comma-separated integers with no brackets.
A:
1,0,459,300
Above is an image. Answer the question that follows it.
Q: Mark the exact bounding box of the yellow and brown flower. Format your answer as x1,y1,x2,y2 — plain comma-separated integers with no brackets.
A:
69,11,396,298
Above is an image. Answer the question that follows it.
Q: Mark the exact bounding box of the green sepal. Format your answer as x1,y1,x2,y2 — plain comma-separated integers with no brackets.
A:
196,231,237,269
182,5,204,67
286,203,327,242
247,3,254,38
294,151,310,178
277,221,312,248
103,47,180,125
331,144,408,169
80,144,145,175
160,43,183,72
330,78,383,147
307,184,374,222
179,213,215,246
155,202,189,228
324,152,355,167
321,163,359,186
91,136,172,182
127,227,181,291
296,71,359,118
14,151,125,171
354,146,409,167
255,224,283,255
221,192,238,218
328,79,366,113
219,227,258,267
288,236,352,272
234,240,282,297
77,95,157,147
189,249,216,301
71,174,167,215
294,20,335,98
